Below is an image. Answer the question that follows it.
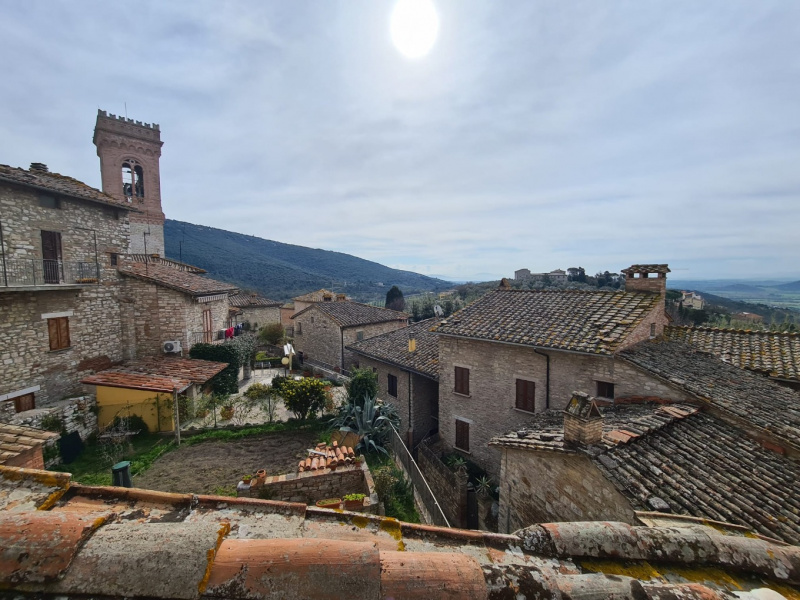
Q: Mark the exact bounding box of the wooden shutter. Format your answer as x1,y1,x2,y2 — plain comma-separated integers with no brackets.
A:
388,374,397,397
14,393,35,413
455,420,469,452
48,318,60,350
455,367,469,395
516,379,536,413
57,317,70,349
47,317,69,351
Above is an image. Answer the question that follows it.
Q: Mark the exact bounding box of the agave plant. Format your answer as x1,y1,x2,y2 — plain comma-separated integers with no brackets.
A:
475,475,494,496
332,394,400,455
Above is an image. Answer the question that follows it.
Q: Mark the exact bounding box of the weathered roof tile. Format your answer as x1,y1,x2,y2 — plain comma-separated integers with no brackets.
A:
347,318,440,379
119,260,238,296
294,301,408,328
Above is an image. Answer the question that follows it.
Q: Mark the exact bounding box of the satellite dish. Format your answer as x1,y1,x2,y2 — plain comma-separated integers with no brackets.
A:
433,304,444,317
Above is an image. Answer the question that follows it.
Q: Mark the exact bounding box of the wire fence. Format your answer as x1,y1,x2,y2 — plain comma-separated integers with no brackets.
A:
388,424,450,528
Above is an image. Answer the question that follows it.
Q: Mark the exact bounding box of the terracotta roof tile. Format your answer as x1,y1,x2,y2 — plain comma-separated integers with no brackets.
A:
0,424,58,464
0,163,135,210
621,339,800,451
228,293,281,308
665,325,800,381
81,357,227,392
347,318,440,379
119,260,238,296
432,288,662,355
294,301,408,328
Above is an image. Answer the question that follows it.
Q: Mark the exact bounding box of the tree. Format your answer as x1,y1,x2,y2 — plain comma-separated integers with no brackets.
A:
259,322,285,346
280,378,327,421
347,367,379,407
385,285,405,311
567,267,586,283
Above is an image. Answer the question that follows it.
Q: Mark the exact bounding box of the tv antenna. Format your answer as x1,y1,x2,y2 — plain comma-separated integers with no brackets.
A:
433,304,444,317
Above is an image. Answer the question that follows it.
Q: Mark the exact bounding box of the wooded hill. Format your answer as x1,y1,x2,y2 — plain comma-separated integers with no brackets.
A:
163,219,450,302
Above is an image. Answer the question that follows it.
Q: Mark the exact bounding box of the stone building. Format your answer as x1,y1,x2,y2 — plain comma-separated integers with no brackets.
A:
292,302,408,372
347,318,440,447
432,264,672,477
490,351,800,544
514,268,568,285
229,292,282,330
117,257,238,358
280,289,348,329
678,290,704,309
93,110,166,255
0,162,135,413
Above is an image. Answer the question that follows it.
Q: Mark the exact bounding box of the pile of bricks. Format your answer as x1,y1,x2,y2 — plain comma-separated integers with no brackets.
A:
298,441,355,473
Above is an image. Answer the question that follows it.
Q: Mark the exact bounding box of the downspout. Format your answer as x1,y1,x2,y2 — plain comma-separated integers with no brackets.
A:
0,219,7,286
408,371,413,448
341,328,345,371
533,348,550,409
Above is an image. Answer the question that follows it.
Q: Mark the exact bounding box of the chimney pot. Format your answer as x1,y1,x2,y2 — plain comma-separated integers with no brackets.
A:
29,162,48,173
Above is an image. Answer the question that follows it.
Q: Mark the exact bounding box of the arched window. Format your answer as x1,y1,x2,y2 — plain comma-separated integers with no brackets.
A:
122,162,133,198
134,165,144,198
121,159,145,200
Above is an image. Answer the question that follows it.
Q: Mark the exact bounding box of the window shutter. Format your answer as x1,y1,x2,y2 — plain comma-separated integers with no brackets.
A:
455,420,469,452
516,379,535,412
48,319,60,350
58,317,70,349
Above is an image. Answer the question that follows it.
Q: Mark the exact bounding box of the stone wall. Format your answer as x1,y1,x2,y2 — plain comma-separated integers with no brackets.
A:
438,336,691,477
293,309,343,370
496,447,637,534
341,320,408,371
240,306,281,330
0,181,131,409
417,440,468,528
241,461,377,513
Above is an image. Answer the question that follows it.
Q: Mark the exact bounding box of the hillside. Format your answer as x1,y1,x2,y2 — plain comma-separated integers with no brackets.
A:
163,220,450,302
777,280,800,292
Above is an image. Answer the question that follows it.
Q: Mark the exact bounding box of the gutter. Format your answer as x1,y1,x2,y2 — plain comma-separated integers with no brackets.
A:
344,347,439,381
434,331,615,358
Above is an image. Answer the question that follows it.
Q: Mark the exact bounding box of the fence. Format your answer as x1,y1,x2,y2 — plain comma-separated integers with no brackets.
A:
388,424,450,528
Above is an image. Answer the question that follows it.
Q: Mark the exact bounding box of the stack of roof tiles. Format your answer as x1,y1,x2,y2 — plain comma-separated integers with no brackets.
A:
299,441,355,472
347,317,440,379
0,424,58,465
432,288,661,354
665,325,800,382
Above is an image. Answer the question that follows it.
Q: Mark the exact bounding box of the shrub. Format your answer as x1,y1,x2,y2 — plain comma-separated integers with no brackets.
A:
189,343,240,394
280,377,327,421
259,322,285,346
346,368,378,406
331,395,400,455
111,414,149,435
40,413,64,433
271,375,290,394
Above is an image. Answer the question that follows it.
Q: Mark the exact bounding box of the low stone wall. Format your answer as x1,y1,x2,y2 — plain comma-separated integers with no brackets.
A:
417,439,468,528
239,459,378,513
10,395,98,467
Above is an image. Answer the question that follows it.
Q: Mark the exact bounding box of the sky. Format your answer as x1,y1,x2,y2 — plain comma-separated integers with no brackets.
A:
1,1,799,281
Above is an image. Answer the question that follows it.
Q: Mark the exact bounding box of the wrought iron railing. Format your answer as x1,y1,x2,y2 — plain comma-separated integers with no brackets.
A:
0,258,99,287
188,330,227,346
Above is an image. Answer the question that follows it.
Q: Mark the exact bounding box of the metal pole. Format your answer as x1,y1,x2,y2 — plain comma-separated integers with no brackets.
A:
173,388,181,445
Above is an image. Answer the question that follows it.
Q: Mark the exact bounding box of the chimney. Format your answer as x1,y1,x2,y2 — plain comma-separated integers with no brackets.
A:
621,264,670,295
563,392,603,446
29,163,49,173
499,278,512,290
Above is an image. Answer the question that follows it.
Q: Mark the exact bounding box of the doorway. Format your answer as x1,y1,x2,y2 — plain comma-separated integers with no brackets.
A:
41,230,63,284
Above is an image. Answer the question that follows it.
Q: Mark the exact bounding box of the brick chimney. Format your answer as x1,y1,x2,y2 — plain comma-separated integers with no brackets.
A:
621,264,670,295
563,392,603,446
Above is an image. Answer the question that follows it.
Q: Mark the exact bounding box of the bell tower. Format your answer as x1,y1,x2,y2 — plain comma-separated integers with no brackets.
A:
93,109,165,255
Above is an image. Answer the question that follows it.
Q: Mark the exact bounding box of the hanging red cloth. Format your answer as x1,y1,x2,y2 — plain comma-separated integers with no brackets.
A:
225,327,234,339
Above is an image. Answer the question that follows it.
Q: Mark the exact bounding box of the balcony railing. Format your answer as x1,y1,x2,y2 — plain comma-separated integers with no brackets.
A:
0,258,100,288
188,330,227,346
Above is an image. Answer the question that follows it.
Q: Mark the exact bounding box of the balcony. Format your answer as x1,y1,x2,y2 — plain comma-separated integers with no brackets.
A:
188,330,227,346
0,258,100,291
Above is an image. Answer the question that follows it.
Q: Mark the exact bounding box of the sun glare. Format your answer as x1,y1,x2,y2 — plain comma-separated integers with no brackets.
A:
390,0,439,59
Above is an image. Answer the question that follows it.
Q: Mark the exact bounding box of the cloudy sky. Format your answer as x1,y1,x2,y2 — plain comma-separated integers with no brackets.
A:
2,1,799,281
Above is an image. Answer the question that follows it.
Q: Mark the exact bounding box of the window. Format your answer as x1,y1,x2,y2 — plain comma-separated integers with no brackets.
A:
515,379,536,413
454,366,470,395
455,419,470,452
41,230,63,284
109,252,118,266
296,322,302,334
356,330,364,341
122,160,145,199
38,193,60,209
133,165,145,198
203,309,213,343
650,323,656,338
47,317,70,351
13,393,35,413
597,381,615,399
388,374,398,397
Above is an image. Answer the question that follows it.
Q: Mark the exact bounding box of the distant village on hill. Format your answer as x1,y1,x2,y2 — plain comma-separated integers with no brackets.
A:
2,111,800,597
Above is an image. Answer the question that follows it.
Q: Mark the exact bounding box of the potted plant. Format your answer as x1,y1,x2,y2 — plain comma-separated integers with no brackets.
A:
315,497,342,509
242,474,253,486
343,493,366,510
256,469,267,485
220,404,234,420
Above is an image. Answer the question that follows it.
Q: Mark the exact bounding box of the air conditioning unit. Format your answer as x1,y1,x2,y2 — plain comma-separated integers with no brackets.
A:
163,340,182,354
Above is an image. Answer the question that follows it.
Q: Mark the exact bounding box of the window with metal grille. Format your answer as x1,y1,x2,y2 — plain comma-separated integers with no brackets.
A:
47,317,70,351
596,381,615,399
454,366,469,395
515,379,536,413
388,374,398,397
455,419,469,452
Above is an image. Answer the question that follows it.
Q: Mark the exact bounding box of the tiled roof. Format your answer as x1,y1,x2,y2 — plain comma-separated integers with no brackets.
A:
119,260,238,296
293,289,339,302
2,464,799,598
432,288,661,355
491,401,800,544
294,301,408,328
621,264,671,275
0,164,135,210
347,318,440,379
621,340,800,452
665,325,800,381
0,424,58,464
81,358,228,393
596,410,800,545
228,293,281,308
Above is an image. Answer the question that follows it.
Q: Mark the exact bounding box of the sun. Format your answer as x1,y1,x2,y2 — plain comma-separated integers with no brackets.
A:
390,0,439,59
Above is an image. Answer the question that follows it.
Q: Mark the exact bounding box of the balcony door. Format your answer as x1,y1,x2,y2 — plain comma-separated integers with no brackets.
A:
203,309,213,343
41,231,63,284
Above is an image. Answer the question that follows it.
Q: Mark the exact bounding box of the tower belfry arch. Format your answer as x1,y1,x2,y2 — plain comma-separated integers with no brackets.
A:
93,109,165,255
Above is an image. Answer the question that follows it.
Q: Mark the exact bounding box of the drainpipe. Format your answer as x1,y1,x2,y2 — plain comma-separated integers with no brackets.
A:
533,348,550,409
340,328,345,371
0,219,7,286
408,371,413,448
